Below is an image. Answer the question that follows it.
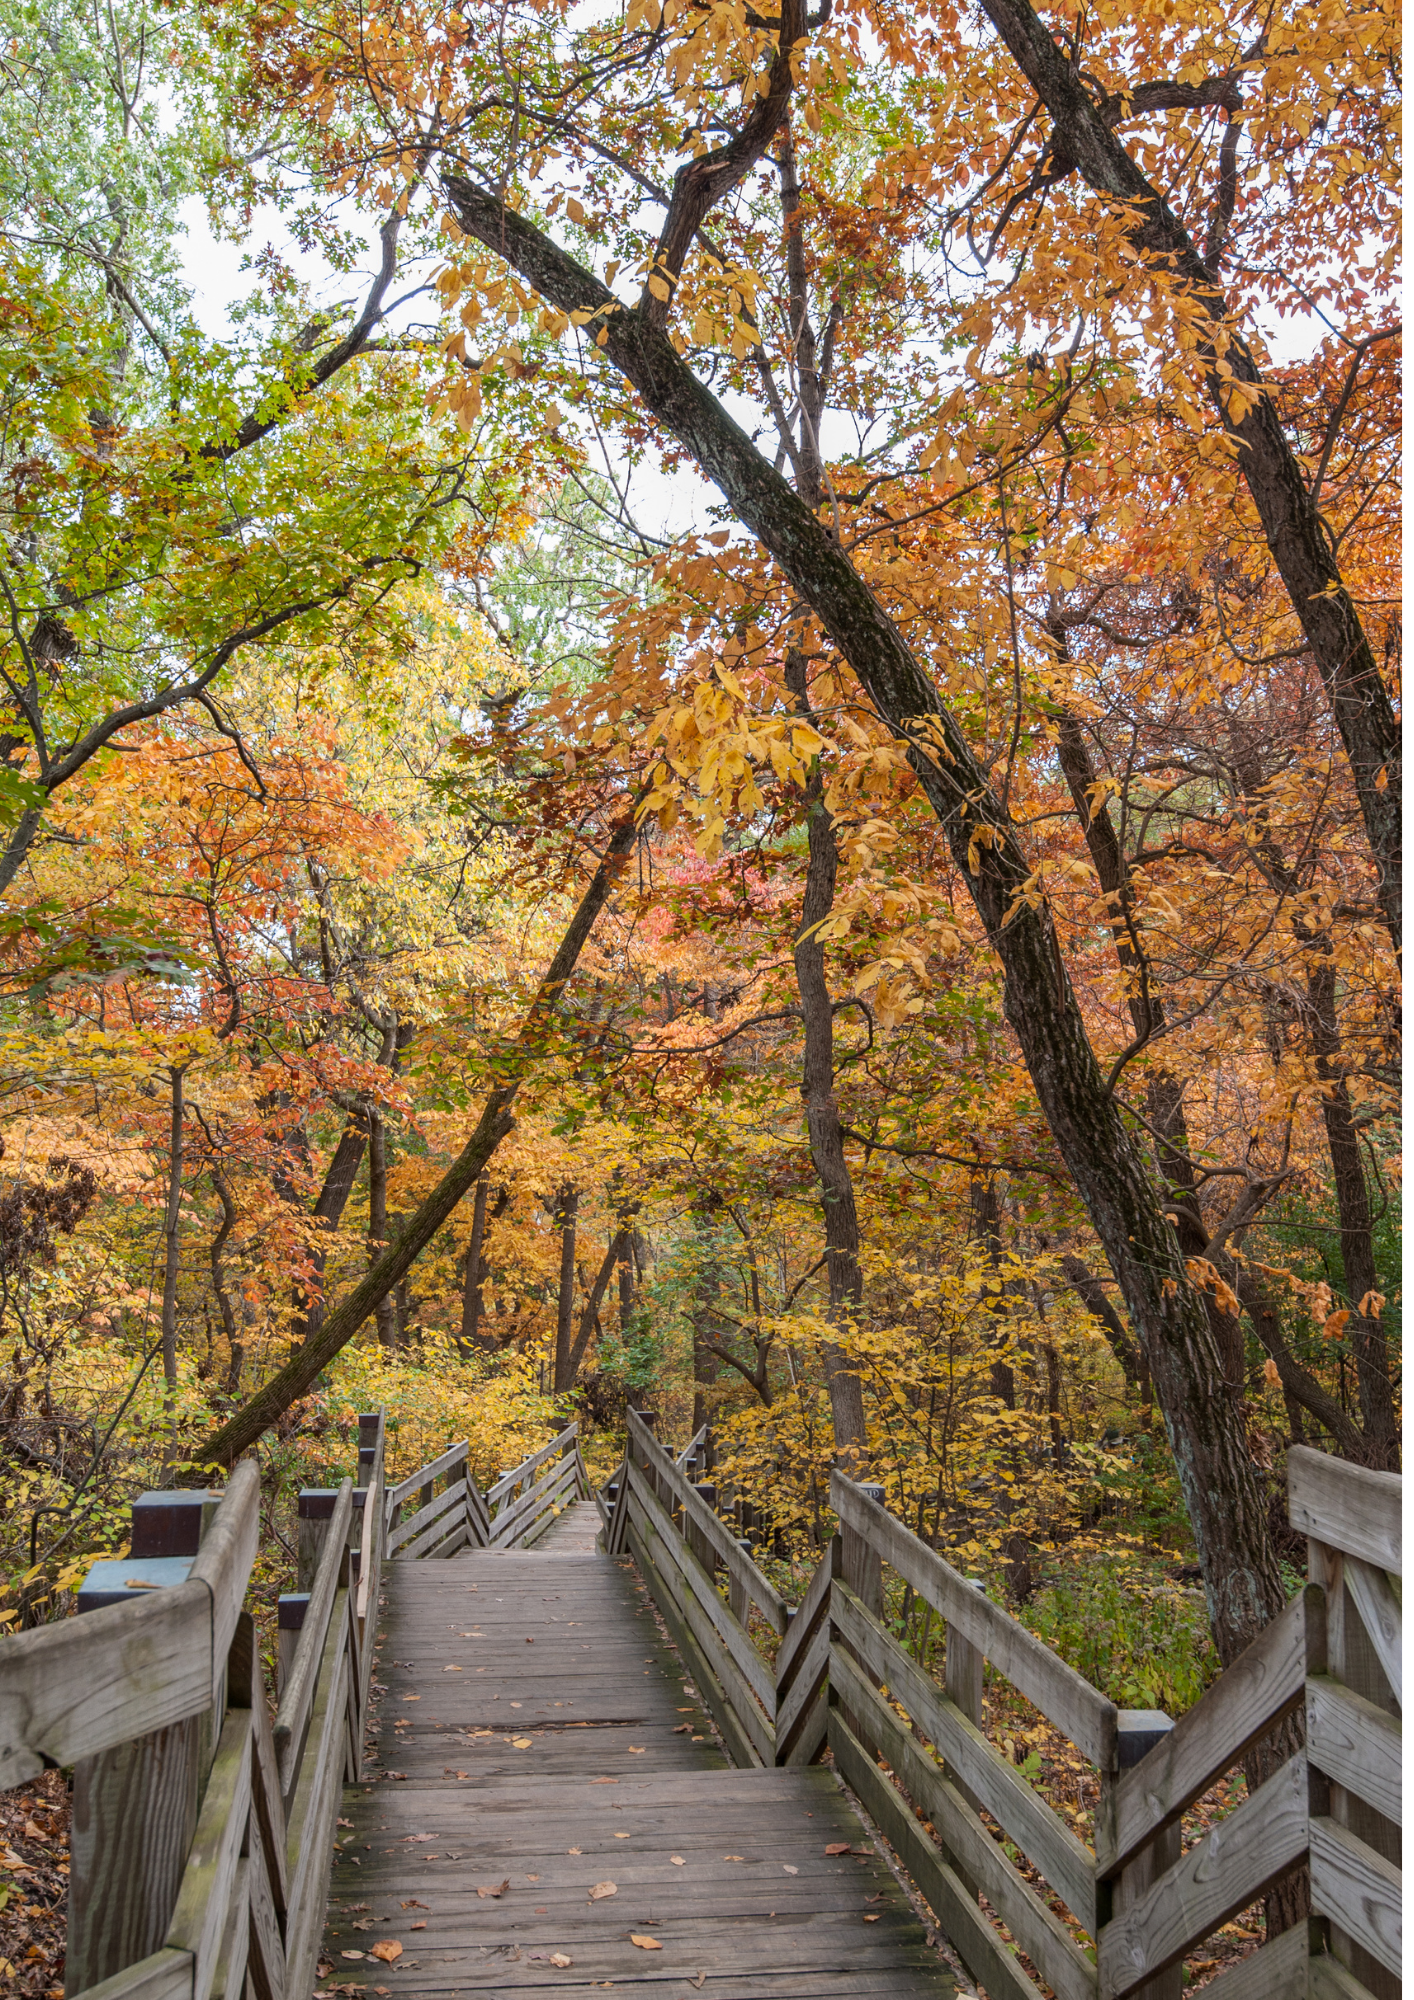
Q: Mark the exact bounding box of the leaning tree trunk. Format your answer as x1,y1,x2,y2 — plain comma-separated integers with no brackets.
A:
439,180,1284,1664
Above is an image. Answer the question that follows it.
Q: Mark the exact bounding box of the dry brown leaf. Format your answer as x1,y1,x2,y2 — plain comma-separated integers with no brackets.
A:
339,1952,364,1962
670,1855,685,1866
400,1900,428,1910
630,1935,663,1950
824,1843,851,1856
782,1865,798,1875
549,1953,573,1969
476,1880,510,1900
409,1923,426,1931
567,1847,582,1855
370,1942,402,1964
588,1881,617,1901
512,1737,533,1748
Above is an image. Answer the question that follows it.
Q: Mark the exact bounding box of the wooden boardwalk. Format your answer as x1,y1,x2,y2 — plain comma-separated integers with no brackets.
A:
320,1502,952,1997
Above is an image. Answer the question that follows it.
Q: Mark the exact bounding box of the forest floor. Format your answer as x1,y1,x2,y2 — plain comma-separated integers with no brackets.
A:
0,1771,68,1998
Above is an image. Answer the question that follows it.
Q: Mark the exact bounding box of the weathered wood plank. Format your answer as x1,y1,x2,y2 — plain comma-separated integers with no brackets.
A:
0,1581,211,1789
831,1580,1097,1930
489,1454,578,1547
207,1857,249,2000
832,1474,1117,1770
1309,1816,1401,1980
627,1477,776,1720
832,1647,1097,2000
1288,1448,1401,1576
1306,1675,1401,1826
164,1711,252,2000
629,1414,790,1633
387,1477,463,1554
396,1494,471,1562
776,1539,840,1697
1097,1751,1310,2000
1341,1558,1401,1705
776,1615,832,1763
188,1463,261,1690
272,1480,351,1789
1184,1919,1307,2000
1098,1586,1322,1873
487,1426,577,1506
625,1520,760,1770
625,1498,774,1763
66,1949,195,2000
244,1804,284,2000
1309,1947,1387,2000
283,1599,351,1998
386,1442,468,1514
828,1710,1040,2000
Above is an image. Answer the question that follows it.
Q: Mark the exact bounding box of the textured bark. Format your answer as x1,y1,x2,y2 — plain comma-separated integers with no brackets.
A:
458,1174,492,1353
208,1170,244,1397
785,649,869,1465
1059,1253,1141,1383
551,1185,579,1393
439,179,1284,1660
160,1067,186,1393
977,0,1400,952
565,1228,628,1389
194,810,640,1467
1306,961,1399,1466
367,1114,399,1350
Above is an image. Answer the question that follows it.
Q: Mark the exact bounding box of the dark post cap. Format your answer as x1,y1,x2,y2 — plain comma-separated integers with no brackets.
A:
1116,1709,1175,1769
351,1487,369,1511
278,1593,312,1629
298,1487,341,1519
358,1412,381,1439
857,1482,887,1505
130,1490,218,1558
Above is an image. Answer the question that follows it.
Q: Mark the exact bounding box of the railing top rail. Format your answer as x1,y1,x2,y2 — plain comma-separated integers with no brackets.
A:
1288,1443,1401,1575
487,1423,579,1507
830,1471,1118,1770
627,1410,790,1634
385,1440,468,1514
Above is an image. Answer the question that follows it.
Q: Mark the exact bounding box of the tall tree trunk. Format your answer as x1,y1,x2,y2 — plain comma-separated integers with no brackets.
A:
459,1174,492,1353
209,1169,244,1396
368,1113,398,1350
1306,960,1399,1466
552,1185,579,1393
160,1066,186,1394
785,649,869,1467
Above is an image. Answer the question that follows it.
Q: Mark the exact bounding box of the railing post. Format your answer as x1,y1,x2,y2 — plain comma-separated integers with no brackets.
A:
1097,1710,1180,2000
690,1483,719,1576
840,1481,885,1617
66,1494,218,1996
278,1593,311,1695
298,1487,342,1590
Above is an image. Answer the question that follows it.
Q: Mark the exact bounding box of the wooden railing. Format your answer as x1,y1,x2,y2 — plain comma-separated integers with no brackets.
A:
382,1420,588,1556
0,1413,595,2000
608,1420,1402,2000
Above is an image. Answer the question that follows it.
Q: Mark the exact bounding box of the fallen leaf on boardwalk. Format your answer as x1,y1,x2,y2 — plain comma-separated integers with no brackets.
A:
630,1935,663,1950
340,1951,365,1961
443,1666,462,1673
628,1746,645,1754
782,1865,798,1875
337,1819,354,1829
824,1843,851,1856
672,1724,691,1733
370,1942,403,1964
613,1832,630,1839
400,1900,428,1910
525,1636,534,1644
549,1954,572,1969
670,1856,685,1866
409,1923,426,1931
588,1882,617,1901
374,1988,391,1995
406,1834,434,1843
401,1696,420,1702
590,1777,617,1785
863,1914,881,1923
527,1873,540,1881
567,1847,582,1855
722,1855,745,1862
476,1881,510,1899
690,1976,706,1990
452,1771,470,1779
512,1737,533,1748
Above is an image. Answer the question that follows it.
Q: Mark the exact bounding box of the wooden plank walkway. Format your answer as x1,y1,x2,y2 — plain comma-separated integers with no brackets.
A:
319,1504,953,1997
